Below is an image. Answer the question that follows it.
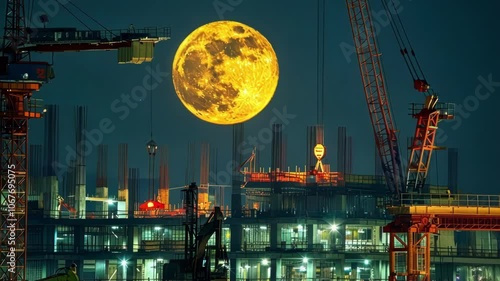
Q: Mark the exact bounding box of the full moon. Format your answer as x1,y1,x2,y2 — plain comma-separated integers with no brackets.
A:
172,21,279,125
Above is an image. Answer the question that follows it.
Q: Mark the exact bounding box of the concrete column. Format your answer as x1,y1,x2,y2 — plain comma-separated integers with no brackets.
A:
230,224,241,253
44,225,56,252
74,225,84,254
230,258,240,281
126,259,136,281
335,259,345,280
270,223,278,250
96,186,109,218
307,224,314,250
127,225,134,252
271,258,277,281
45,176,59,218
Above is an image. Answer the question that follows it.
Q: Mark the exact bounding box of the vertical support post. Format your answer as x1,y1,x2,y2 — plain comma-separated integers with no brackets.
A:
388,232,396,281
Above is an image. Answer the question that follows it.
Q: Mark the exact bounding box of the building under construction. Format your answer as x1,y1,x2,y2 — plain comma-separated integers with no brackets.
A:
18,115,500,281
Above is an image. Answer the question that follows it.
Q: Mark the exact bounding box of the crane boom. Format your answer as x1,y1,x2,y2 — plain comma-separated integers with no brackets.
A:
346,0,404,196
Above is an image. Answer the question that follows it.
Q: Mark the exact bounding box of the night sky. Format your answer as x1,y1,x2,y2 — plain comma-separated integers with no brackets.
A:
10,0,499,202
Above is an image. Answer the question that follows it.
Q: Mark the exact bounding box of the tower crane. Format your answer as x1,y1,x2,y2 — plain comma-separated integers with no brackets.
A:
345,0,405,197
0,1,170,280
345,0,453,196
345,1,454,280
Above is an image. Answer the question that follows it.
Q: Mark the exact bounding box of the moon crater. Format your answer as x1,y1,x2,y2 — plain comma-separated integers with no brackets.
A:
172,21,279,125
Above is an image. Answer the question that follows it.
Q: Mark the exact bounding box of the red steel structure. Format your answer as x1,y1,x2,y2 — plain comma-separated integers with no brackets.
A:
346,0,405,197
406,96,453,192
345,0,456,280
384,194,500,281
0,1,169,279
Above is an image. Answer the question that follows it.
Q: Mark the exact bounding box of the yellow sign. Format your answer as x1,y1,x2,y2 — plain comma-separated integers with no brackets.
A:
314,144,325,160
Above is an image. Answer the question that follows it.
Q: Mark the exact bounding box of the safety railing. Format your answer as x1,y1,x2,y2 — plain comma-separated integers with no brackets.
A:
408,101,455,119
27,26,171,44
399,193,500,208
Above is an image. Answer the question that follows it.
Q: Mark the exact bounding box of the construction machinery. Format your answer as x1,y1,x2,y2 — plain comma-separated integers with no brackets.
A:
345,0,455,280
0,1,169,279
163,183,229,281
56,195,76,218
345,0,453,197
35,264,79,281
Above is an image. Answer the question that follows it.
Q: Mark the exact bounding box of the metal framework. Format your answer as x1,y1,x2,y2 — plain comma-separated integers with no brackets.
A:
386,220,436,281
346,0,404,196
2,0,27,60
406,110,440,192
0,82,42,280
385,194,500,281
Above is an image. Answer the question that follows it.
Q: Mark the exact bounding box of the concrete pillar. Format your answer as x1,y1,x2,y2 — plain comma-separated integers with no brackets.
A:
41,176,58,218
335,259,345,280
74,225,84,254
230,224,241,253
307,223,314,250
271,258,277,281
230,258,239,281
126,259,136,281
44,225,56,252
96,186,109,218
270,223,278,250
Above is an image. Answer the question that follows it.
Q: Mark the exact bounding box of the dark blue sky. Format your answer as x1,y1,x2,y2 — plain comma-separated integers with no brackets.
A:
14,0,499,198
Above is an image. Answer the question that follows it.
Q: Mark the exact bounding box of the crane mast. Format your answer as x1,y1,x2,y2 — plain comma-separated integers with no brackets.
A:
345,0,404,196
1,2,38,280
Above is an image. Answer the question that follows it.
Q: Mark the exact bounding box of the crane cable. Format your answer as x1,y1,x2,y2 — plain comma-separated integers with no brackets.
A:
380,0,434,96
55,0,117,37
316,0,326,125
56,1,92,31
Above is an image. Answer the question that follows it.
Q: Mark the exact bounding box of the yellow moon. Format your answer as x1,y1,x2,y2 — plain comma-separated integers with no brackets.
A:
172,21,279,125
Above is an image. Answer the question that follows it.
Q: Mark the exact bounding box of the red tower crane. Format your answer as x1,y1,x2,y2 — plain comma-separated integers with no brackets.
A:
0,2,169,280
345,0,405,196
346,1,455,280
345,0,454,195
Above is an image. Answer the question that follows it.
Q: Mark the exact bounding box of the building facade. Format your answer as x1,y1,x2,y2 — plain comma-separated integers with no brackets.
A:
25,173,500,281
